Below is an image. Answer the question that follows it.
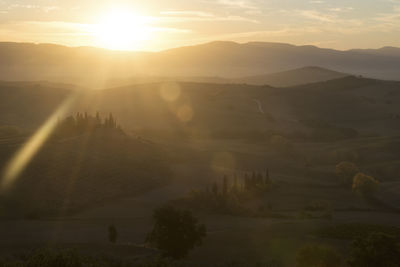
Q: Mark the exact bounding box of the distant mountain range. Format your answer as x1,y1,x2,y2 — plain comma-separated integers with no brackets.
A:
0,41,399,87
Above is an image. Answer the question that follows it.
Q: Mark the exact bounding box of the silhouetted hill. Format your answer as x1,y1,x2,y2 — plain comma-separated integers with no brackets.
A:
0,126,171,217
1,42,400,87
350,46,400,57
2,77,400,140
234,66,349,87
150,41,400,79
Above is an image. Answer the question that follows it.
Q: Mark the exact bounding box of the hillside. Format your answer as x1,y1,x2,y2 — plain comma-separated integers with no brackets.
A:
2,76,400,139
234,66,349,87
2,76,400,265
0,118,171,218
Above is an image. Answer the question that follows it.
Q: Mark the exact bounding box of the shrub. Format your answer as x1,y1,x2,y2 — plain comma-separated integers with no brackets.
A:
296,245,341,267
352,173,379,197
317,223,400,240
18,248,104,267
335,161,359,185
146,205,206,260
348,232,400,267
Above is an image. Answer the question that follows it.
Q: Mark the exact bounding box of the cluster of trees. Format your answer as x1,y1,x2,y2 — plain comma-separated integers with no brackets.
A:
106,206,206,261
297,232,400,267
335,161,379,198
178,170,274,216
55,112,121,138
210,169,273,196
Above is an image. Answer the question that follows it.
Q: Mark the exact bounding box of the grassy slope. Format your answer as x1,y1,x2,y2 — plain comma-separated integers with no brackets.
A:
1,77,400,265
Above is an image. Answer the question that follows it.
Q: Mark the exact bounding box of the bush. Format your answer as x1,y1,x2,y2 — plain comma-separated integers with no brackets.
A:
296,245,341,267
352,173,379,198
316,223,400,240
6,248,109,267
146,205,206,260
348,232,400,267
335,161,359,185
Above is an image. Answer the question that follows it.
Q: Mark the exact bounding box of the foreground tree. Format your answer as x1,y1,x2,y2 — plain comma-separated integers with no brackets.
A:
352,173,379,198
336,161,359,185
108,224,118,244
296,244,341,267
146,205,206,260
348,232,400,267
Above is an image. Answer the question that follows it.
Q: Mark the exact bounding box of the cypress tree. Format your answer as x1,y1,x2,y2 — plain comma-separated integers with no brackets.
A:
265,168,270,186
257,172,263,186
233,173,238,193
212,182,218,196
222,175,228,197
244,173,249,190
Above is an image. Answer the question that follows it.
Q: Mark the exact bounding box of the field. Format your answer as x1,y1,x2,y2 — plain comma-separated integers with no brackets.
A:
1,76,400,265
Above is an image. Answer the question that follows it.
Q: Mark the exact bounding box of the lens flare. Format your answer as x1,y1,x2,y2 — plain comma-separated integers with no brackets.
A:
160,82,181,102
177,105,194,122
1,94,77,191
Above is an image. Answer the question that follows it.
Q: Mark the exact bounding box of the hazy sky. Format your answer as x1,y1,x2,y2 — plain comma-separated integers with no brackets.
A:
0,0,399,51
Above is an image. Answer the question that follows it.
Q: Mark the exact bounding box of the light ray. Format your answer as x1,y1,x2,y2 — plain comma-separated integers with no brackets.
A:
1,94,77,191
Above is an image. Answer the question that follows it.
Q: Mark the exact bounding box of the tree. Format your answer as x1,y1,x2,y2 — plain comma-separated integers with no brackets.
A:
212,182,219,196
95,111,101,126
244,173,250,190
251,172,257,189
352,173,379,198
232,174,238,193
146,205,206,260
296,244,341,267
222,175,228,197
256,172,263,186
348,232,400,267
108,224,118,244
265,168,271,186
336,161,359,185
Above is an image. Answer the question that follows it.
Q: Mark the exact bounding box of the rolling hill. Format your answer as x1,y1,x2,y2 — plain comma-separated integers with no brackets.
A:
1,76,400,139
234,66,349,87
0,126,172,218
1,41,400,88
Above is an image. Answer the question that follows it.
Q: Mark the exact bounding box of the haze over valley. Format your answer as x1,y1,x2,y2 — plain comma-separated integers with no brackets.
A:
1,0,400,266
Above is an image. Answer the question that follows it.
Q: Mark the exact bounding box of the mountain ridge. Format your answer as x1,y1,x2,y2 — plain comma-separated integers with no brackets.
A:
0,41,399,87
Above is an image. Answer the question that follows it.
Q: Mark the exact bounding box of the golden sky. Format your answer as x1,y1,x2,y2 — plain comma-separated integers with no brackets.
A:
0,0,400,51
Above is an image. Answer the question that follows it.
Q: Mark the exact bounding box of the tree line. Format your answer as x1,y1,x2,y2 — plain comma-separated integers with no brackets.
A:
55,112,121,138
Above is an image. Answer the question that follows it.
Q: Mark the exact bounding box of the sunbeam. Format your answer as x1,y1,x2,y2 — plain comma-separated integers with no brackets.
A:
1,94,77,191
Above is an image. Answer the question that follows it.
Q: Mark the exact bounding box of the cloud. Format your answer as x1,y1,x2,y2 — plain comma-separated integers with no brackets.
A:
298,9,335,22
158,10,259,23
0,20,191,46
159,11,213,17
216,0,257,10
214,27,323,40
328,7,354,13
372,6,400,31
5,4,59,13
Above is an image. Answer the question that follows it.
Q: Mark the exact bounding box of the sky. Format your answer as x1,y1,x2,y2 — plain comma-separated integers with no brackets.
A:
0,0,399,51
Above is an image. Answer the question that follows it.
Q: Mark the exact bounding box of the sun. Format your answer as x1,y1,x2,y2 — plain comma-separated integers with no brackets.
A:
94,8,151,50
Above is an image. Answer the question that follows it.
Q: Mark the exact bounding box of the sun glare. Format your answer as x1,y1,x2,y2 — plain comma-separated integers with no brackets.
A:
94,8,152,50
